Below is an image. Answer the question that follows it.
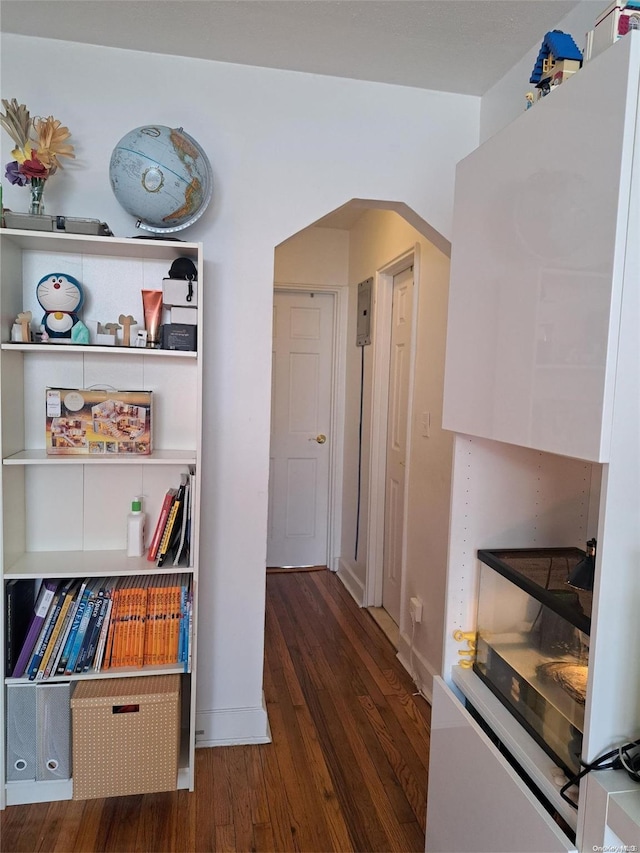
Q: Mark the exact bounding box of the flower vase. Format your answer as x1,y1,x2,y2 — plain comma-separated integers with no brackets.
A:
28,178,46,216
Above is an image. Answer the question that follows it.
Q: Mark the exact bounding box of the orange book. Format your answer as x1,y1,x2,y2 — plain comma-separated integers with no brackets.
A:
145,575,163,666
113,576,132,668
143,576,156,666
134,576,150,668
102,578,122,670
123,576,138,667
156,575,169,664
169,577,181,664
127,576,140,668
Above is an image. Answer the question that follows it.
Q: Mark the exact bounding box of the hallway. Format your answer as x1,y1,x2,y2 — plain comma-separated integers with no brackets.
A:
1,570,431,852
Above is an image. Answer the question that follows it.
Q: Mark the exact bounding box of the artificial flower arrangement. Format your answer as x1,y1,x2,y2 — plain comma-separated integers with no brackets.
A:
1,98,74,212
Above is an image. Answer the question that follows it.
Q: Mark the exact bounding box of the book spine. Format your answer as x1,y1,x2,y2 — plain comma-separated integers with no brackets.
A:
26,590,62,681
26,582,64,680
36,582,76,680
44,589,78,679
148,489,176,562
92,587,116,672
5,580,35,677
55,580,88,675
101,579,122,670
173,481,191,567
63,586,93,674
156,500,181,566
12,580,58,678
81,589,109,672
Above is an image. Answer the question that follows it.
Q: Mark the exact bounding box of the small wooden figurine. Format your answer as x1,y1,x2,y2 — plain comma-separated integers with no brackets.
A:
118,314,137,347
17,311,32,342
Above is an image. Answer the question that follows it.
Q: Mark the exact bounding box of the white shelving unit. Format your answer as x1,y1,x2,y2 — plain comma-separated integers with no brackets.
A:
426,34,640,853
0,228,203,808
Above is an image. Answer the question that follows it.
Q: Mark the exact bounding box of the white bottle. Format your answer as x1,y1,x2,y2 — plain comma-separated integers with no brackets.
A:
127,498,146,557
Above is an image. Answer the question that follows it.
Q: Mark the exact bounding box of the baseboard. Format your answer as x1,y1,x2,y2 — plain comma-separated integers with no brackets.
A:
396,631,437,704
195,692,272,747
336,557,365,605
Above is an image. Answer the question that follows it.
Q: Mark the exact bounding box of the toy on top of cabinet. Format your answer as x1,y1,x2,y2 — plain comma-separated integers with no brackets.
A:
585,1,640,61
36,272,89,343
530,30,583,99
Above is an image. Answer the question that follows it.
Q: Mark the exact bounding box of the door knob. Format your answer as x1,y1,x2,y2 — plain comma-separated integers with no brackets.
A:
309,434,327,444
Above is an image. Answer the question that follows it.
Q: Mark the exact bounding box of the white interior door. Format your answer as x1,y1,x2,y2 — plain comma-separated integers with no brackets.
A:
382,265,413,624
268,290,334,567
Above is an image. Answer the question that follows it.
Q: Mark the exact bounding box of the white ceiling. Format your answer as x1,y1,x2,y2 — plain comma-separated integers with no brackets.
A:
1,0,585,97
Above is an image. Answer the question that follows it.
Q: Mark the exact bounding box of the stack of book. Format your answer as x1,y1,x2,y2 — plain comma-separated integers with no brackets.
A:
147,469,194,567
7,574,193,679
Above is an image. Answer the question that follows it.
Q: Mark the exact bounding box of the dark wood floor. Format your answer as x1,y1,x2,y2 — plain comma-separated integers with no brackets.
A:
1,570,431,852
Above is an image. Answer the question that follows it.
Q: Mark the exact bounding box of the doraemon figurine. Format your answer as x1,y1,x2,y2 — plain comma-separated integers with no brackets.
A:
36,273,89,343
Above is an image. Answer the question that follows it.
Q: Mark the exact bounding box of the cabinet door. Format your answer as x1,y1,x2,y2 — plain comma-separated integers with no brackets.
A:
425,678,577,853
442,35,640,461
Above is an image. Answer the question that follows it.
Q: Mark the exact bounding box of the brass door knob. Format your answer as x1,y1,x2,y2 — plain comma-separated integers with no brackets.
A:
309,434,327,444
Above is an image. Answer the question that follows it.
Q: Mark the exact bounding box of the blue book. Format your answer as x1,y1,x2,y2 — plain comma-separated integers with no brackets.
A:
56,578,89,675
79,579,114,672
65,578,104,674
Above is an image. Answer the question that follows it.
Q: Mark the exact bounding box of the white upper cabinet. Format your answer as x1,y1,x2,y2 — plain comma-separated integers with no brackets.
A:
443,34,640,462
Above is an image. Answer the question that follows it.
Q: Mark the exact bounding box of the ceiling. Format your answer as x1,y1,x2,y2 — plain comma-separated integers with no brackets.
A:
1,0,585,97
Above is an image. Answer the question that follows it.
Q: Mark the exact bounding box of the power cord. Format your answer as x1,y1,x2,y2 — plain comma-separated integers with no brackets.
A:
560,737,640,808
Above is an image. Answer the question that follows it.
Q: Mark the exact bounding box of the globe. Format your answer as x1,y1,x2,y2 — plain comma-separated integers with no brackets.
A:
109,125,213,234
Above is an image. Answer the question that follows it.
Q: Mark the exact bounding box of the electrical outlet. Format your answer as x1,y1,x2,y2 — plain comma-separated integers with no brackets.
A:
409,596,423,623
421,411,431,438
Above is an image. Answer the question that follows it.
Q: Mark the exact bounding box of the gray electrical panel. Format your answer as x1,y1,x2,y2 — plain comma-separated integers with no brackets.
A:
356,277,373,346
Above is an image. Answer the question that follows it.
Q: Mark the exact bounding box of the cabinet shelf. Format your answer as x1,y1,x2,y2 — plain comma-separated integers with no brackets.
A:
0,227,198,258
3,449,197,466
4,726,193,807
5,661,190,685
452,666,578,831
1,342,197,358
4,549,194,579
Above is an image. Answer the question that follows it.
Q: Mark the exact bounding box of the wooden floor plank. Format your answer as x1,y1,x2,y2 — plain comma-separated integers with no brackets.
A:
227,746,257,853
1,569,430,852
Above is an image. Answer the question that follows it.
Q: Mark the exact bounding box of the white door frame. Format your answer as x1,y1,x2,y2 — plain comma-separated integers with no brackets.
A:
272,282,348,570
364,245,420,607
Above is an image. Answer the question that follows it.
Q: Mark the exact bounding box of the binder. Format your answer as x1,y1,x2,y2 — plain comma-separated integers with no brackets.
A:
5,579,36,677
6,683,37,781
6,682,74,782
36,682,73,781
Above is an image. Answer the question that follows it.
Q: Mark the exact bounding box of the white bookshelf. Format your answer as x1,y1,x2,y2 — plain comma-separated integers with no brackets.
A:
0,228,203,808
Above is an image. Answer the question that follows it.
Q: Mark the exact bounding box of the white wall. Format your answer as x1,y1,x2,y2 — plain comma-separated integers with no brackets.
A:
480,0,603,141
1,33,479,741
274,227,349,287
345,209,452,694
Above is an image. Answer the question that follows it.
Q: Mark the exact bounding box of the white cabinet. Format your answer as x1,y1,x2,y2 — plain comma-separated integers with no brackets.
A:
428,33,640,853
442,32,640,462
0,229,202,808
425,678,577,853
